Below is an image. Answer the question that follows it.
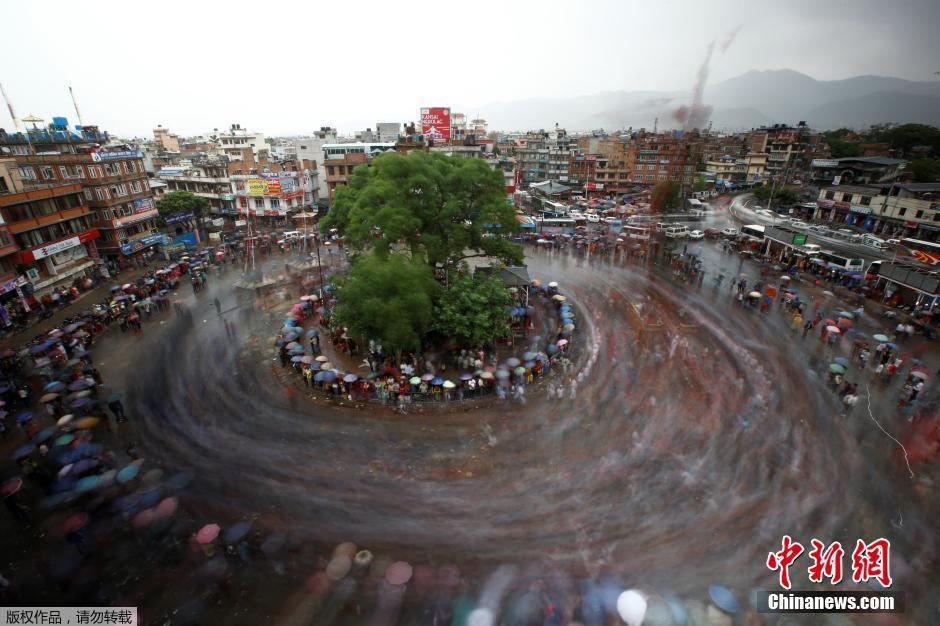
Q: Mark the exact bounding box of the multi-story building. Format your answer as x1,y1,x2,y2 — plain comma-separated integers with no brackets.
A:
232,167,314,219
589,130,706,192
294,127,338,201
0,157,100,296
815,183,940,241
376,123,401,143
450,113,467,143
217,124,268,161
321,143,396,200
515,127,575,185
809,157,906,186
153,125,180,152
748,122,827,183
157,160,236,217
705,153,767,185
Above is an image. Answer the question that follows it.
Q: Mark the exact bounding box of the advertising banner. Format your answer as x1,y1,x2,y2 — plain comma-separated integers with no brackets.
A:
21,229,100,263
248,179,268,196
164,211,195,225
121,233,166,256
93,149,143,161
420,107,451,143
133,198,154,213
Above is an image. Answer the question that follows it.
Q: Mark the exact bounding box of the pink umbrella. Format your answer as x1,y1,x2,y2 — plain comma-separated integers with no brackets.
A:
60,512,89,535
196,523,221,544
133,508,156,529
385,560,413,585
557,339,569,347
155,497,178,518
300,295,312,301
826,325,841,334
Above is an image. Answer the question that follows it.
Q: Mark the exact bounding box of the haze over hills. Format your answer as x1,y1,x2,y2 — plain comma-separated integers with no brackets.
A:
474,69,940,132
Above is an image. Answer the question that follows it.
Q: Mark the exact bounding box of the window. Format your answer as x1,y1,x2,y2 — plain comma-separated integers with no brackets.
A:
130,181,141,193
41,166,55,179
239,197,248,208
933,213,940,222
59,166,69,179
123,162,133,174
270,198,280,208
95,187,107,200
916,210,924,219
105,163,120,176
327,166,335,176
898,207,907,216
842,194,854,204
825,191,836,200
647,165,655,171
253,198,264,208
860,196,871,206
0,176,7,193
18,166,36,180
83,189,92,200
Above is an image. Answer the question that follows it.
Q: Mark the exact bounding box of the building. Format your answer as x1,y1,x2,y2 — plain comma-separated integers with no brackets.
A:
153,125,180,152
809,156,907,186
376,122,401,143
814,183,940,240
321,143,396,200
590,130,706,192
157,160,236,217
216,124,268,161
0,117,108,156
294,127,338,200
705,153,766,185
450,113,467,142
232,168,311,219
515,127,575,186
0,157,100,297
747,122,828,183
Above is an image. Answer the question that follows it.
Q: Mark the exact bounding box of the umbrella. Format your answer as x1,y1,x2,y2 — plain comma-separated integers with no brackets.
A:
911,370,929,380
155,497,178,518
300,356,314,364
748,291,761,298
34,427,56,444
514,366,526,376
616,590,647,626
67,379,92,391
495,370,509,379
117,464,140,483
75,417,100,429
873,334,890,342
307,329,319,337
548,281,559,288
56,414,74,427
386,560,413,585
506,357,521,368
139,488,162,508
53,434,74,447
224,520,252,543
44,381,66,393
60,512,89,534
343,373,358,383
522,351,537,361
133,508,157,529
826,325,841,334
459,372,473,381
12,443,34,460
824,318,836,326
196,523,221,544
409,376,421,385
2,477,22,498
442,380,456,389
315,355,329,362
431,377,444,385
557,339,569,347
829,363,846,374
551,295,567,302
546,344,559,354
822,290,834,296
290,356,304,363
285,342,300,350
74,475,101,493
15,411,33,424
40,393,60,403
421,373,434,381
708,585,741,613
479,371,494,380
838,311,854,319
834,357,850,367
166,471,193,491
319,361,333,370
69,398,91,409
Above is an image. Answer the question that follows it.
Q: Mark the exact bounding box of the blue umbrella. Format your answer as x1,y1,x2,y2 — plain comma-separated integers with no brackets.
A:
69,458,98,475
225,520,252,544
44,381,66,393
109,285,122,292
522,351,537,361
290,356,304,363
506,357,521,368
165,471,193,491
321,371,337,382
138,488,161,508
69,398,90,409
55,450,83,465
431,377,444,385
307,329,318,337
887,342,899,350
546,344,559,354
708,585,741,613
833,357,850,367
12,443,35,460
74,475,101,493
34,427,57,444
15,411,33,424
117,464,140,483
53,434,74,447
524,361,536,368
309,361,321,371
281,326,295,334
29,343,50,355
75,443,103,458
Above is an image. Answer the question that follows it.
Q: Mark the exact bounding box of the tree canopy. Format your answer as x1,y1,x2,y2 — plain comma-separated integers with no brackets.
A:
320,151,522,268
431,272,512,349
906,158,940,183
753,185,798,205
155,191,209,218
650,181,680,212
333,252,440,358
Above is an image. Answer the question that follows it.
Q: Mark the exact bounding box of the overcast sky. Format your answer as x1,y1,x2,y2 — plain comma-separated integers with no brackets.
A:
1,0,937,137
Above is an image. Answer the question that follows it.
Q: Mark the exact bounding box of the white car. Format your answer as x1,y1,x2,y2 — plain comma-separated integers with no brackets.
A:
789,221,809,230
720,227,738,237
586,213,601,223
568,210,584,220
688,230,705,240
886,238,901,245
603,216,619,224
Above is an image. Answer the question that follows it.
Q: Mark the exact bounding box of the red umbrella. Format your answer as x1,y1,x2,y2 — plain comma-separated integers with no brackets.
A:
196,523,220,544
2,477,22,498
385,561,413,585
133,508,156,529
60,512,89,534
155,497,178,518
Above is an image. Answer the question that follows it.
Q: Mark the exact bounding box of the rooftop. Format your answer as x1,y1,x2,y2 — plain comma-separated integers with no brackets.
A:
838,156,906,166
824,184,881,195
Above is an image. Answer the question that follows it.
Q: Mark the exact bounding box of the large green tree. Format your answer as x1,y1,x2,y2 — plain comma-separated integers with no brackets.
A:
333,252,440,362
155,191,210,232
906,158,940,183
881,124,940,158
431,272,511,349
753,185,798,205
321,151,522,269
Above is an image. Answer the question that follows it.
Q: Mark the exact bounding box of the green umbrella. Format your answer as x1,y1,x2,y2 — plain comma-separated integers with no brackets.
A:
829,363,846,374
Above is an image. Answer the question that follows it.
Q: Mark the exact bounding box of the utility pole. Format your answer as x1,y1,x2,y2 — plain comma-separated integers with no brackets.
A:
68,86,85,126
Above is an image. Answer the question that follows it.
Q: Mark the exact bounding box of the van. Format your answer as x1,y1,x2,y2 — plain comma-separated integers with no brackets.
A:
664,225,689,239
862,235,887,250
282,230,301,240
800,243,822,255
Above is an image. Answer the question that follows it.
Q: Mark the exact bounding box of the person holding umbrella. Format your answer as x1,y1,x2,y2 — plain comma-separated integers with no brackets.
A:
107,395,127,424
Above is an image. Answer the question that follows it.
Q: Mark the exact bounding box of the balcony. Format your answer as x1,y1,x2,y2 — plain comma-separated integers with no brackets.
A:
7,205,92,234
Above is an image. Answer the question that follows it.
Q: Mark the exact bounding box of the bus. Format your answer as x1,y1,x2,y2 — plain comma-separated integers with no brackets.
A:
817,250,864,272
536,217,577,233
899,238,940,265
621,225,651,241
542,200,568,214
741,224,765,240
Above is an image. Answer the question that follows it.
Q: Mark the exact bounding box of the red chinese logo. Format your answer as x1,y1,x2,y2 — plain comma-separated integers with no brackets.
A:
807,539,845,584
766,535,804,589
851,538,892,587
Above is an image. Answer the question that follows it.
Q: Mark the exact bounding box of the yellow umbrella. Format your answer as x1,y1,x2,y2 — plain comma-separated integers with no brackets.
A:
75,417,101,430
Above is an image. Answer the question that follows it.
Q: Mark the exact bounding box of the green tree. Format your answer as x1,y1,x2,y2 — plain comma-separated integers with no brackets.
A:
881,124,940,158
650,181,680,212
431,272,511,349
155,191,210,232
692,175,709,192
906,158,940,183
333,252,440,363
321,151,522,269
753,185,797,205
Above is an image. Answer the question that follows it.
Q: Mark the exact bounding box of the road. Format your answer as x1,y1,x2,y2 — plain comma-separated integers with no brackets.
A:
83,240,939,622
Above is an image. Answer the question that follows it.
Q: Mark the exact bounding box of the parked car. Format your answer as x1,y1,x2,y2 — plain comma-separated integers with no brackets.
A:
789,220,809,230
688,230,705,240
720,227,738,237
568,210,584,220
808,225,828,234
704,228,721,239
664,225,690,239
886,238,901,245
586,213,601,223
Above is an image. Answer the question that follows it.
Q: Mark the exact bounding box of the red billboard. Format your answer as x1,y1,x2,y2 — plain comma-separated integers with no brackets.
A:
421,107,451,143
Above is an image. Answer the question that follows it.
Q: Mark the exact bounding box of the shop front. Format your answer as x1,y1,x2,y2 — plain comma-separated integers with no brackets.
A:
17,229,101,296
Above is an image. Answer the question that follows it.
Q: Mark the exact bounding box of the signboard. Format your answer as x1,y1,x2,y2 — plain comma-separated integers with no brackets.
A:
833,201,851,210
94,149,143,161
791,233,807,245
850,205,872,215
220,193,236,201
420,107,451,143
234,220,247,227
121,233,166,256
812,159,840,168
133,198,154,213
279,176,295,194
0,275,28,296
248,179,268,196
816,199,835,209
585,183,604,190
833,175,842,185
164,210,195,225
21,229,100,263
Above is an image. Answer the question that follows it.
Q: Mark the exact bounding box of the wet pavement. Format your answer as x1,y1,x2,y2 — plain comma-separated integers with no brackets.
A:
67,237,940,623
